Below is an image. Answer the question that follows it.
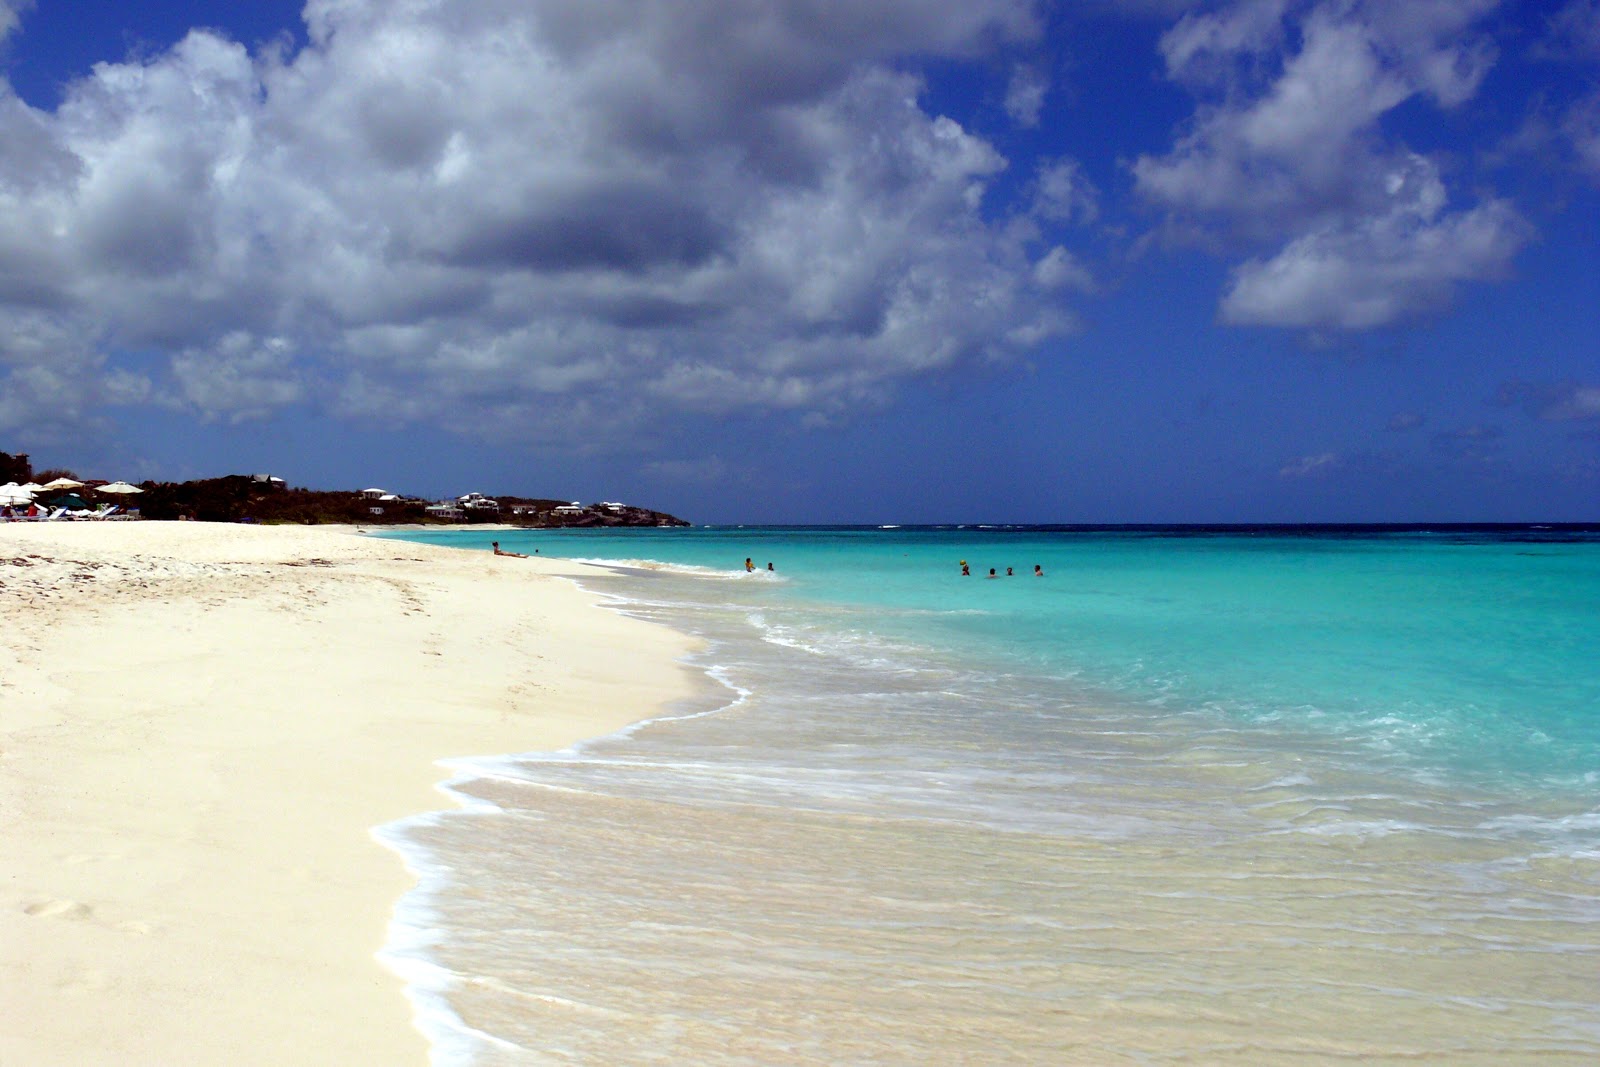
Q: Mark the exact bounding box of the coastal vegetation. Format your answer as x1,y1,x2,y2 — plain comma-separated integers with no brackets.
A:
0,452,688,527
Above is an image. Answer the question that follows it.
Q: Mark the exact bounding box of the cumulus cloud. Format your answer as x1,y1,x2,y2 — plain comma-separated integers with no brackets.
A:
0,1,30,44
1032,158,1100,224
0,0,1077,440
1033,246,1097,292
171,333,305,423
1219,156,1528,328
1004,63,1049,126
1135,0,1528,329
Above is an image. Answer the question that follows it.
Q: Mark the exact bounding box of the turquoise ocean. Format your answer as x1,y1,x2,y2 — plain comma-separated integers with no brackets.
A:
375,525,1600,1065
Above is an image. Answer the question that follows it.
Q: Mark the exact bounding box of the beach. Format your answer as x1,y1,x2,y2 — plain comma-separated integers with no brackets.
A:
372,525,1600,1065
0,521,698,1066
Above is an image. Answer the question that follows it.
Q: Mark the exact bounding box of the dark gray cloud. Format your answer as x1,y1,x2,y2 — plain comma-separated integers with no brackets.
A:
436,181,729,272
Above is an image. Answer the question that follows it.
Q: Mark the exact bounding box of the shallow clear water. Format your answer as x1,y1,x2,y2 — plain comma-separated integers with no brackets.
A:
377,526,1600,1065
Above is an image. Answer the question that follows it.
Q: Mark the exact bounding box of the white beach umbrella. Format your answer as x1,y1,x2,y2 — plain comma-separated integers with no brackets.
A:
96,481,145,494
40,477,85,490
0,483,33,504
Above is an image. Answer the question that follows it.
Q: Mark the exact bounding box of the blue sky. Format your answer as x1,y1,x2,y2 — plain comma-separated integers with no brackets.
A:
1,0,1596,523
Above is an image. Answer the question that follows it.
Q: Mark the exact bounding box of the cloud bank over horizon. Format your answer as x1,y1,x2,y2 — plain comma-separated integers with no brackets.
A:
0,0,1595,481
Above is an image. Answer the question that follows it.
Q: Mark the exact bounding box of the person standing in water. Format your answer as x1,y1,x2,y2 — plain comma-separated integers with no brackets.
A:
745,557,755,572
1034,564,1044,577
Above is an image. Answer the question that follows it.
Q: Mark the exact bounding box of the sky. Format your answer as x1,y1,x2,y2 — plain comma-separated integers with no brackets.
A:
0,0,1597,524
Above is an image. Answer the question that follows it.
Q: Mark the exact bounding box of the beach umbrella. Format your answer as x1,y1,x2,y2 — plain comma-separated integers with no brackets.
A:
0,483,33,504
96,481,144,494
40,477,84,490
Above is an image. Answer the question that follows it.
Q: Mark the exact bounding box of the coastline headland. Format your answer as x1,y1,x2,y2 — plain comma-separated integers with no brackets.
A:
0,520,699,1065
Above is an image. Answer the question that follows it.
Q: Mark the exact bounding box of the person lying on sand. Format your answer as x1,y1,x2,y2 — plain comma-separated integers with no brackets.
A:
491,541,528,558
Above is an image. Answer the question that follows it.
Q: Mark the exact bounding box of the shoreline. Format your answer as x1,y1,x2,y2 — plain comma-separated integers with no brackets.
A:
1,521,701,1065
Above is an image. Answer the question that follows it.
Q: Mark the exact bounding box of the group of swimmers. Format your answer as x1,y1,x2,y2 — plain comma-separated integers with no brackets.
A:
960,560,1043,578
493,544,1039,580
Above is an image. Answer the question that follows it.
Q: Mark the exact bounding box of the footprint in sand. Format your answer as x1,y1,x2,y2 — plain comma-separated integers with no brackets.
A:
23,899,93,920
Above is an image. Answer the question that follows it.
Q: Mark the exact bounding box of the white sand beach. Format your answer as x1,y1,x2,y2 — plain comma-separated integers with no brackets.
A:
0,521,698,1066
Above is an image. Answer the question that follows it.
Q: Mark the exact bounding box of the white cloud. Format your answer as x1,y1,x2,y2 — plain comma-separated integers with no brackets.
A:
1135,0,1525,330
1220,156,1528,328
171,332,305,423
1161,0,1292,89
1279,451,1340,478
1004,63,1048,127
1562,88,1600,180
1032,158,1099,224
1498,381,1600,423
1541,385,1600,421
0,0,1073,440
0,1,30,44
1033,246,1096,292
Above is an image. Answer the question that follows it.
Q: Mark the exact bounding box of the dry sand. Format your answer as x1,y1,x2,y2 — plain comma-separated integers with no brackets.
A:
0,521,699,1066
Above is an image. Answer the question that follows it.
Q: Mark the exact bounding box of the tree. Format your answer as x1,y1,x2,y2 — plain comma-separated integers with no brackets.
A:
0,451,31,484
